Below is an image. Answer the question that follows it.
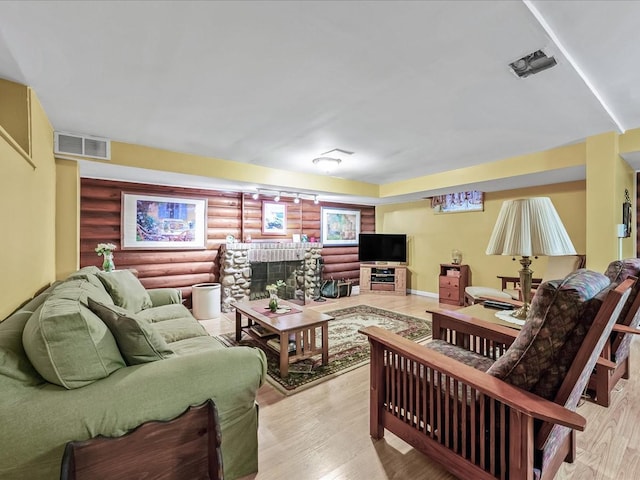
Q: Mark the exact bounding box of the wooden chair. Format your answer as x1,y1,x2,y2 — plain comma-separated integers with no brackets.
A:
360,271,633,480
588,258,640,406
60,400,223,480
497,254,586,300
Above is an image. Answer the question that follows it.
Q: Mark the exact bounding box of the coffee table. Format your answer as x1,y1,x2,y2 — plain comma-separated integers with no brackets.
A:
234,299,333,377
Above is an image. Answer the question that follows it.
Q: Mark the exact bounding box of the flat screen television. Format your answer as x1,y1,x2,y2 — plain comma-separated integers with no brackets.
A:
358,233,407,264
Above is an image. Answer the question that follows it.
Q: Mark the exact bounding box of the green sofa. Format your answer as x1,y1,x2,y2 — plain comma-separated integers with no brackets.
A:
0,266,267,480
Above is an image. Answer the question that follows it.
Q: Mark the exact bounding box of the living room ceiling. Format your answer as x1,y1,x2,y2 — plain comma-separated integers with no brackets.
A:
1,1,639,204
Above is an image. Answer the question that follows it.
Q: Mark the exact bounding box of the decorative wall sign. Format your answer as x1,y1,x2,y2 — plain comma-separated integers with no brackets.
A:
121,193,208,249
262,201,287,235
321,207,361,246
431,190,484,213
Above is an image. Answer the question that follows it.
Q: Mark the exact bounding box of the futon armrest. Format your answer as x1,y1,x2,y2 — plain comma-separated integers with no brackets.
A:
612,324,640,335
148,288,182,306
427,307,519,346
360,325,586,431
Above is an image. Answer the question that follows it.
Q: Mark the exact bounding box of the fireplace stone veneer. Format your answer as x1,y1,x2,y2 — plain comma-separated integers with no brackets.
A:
219,242,323,313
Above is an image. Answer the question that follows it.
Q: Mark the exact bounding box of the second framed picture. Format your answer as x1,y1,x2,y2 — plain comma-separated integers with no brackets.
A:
321,207,360,246
262,201,287,235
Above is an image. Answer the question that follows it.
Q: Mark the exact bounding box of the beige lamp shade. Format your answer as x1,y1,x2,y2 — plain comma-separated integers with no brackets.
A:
486,197,576,257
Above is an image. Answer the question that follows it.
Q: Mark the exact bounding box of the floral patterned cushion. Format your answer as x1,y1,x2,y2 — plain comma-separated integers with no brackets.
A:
486,269,610,400
425,339,495,371
603,259,640,363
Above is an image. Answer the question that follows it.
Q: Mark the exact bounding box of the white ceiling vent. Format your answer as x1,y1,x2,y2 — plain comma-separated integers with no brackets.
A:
54,131,111,160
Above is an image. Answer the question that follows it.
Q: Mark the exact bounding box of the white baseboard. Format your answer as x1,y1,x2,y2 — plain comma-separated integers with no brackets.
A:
407,289,439,299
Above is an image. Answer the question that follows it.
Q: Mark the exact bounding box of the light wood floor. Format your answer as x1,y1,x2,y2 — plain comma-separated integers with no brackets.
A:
202,293,640,480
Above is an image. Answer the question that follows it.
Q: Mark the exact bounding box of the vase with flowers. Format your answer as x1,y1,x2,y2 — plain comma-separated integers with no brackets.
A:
95,243,117,272
265,280,286,312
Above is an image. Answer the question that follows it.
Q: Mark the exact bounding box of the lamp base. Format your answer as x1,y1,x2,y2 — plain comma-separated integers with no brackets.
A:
510,303,530,320
512,256,534,321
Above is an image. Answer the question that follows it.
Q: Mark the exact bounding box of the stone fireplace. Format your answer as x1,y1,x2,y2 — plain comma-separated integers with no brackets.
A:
219,242,323,312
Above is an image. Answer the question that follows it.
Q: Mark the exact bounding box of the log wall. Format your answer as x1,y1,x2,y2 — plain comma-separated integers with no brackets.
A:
80,178,375,305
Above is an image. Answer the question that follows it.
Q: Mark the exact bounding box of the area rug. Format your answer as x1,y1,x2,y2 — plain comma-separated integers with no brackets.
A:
216,305,432,395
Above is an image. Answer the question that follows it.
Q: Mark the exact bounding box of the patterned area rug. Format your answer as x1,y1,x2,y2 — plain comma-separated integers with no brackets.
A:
217,304,432,395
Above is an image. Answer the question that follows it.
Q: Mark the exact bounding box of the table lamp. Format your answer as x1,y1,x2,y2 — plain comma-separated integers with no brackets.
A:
486,197,576,320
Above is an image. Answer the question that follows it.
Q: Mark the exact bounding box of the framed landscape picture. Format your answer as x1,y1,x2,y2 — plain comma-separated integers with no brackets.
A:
321,207,360,246
121,193,208,249
431,190,484,213
262,201,287,235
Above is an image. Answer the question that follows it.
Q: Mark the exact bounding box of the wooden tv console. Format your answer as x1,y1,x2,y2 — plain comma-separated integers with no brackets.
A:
359,264,407,296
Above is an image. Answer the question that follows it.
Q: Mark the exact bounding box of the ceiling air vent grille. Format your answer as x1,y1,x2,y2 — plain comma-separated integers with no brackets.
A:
54,131,111,160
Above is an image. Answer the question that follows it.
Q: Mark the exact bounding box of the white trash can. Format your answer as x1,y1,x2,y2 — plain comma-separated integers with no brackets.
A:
192,283,221,320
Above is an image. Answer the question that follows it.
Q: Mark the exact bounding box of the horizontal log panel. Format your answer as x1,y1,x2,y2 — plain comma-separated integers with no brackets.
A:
80,215,121,228
321,254,360,264
81,249,219,264
208,205,242,218
81,227,120,240
321,270,360,282
322,262,361,274
122,263,217,278
207,227,242,237
208,217,242,229
81,199,120,213
139,273,215,289
322,246,358,256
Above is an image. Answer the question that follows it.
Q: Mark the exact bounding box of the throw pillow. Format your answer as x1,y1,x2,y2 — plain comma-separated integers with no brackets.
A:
22,299,125,389
486,269,610,400
88,298,174,365
97,270,152,312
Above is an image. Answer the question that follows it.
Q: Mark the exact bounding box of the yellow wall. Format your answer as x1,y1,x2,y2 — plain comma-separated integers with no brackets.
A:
376,181,586,295
55,159,80,279
1,85,55,318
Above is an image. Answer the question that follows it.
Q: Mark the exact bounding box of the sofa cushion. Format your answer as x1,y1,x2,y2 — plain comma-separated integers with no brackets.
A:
137,304,193,323
50,278,114,307
486,269,610,400
0,311,44,384
88,299,175,365
22,299,125,389
152,317,209,343
97,270,152,312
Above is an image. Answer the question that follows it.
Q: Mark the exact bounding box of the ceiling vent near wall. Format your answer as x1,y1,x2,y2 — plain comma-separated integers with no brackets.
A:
54,131,111,160
509,49,557,78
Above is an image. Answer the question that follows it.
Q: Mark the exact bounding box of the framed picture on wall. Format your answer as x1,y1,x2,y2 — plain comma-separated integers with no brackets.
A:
431,190,484,213
321,207,361,246
121,193,208,249
262,201,287,235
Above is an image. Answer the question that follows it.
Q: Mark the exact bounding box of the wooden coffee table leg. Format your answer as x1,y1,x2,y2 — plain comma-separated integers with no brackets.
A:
279,332,289,378
235,310,242,342
321,322,329,366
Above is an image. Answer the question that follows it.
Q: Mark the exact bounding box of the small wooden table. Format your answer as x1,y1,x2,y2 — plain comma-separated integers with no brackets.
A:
458,303,525,330
234,300,333,378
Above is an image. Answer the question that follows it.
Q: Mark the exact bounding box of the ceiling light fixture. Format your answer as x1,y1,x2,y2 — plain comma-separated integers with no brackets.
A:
293,193,300,204
252,191,259,200
314,195,319,205
274,192,281,202
312,156,342,173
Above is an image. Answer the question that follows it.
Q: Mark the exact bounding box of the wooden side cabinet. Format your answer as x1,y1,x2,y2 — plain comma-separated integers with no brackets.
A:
360,264,407,296
438,264,470,306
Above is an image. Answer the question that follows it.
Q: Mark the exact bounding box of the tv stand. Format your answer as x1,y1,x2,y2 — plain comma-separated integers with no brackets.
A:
359,264,407,296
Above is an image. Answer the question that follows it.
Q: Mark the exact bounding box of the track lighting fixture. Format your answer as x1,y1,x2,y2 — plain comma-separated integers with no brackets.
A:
251,189,321,204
